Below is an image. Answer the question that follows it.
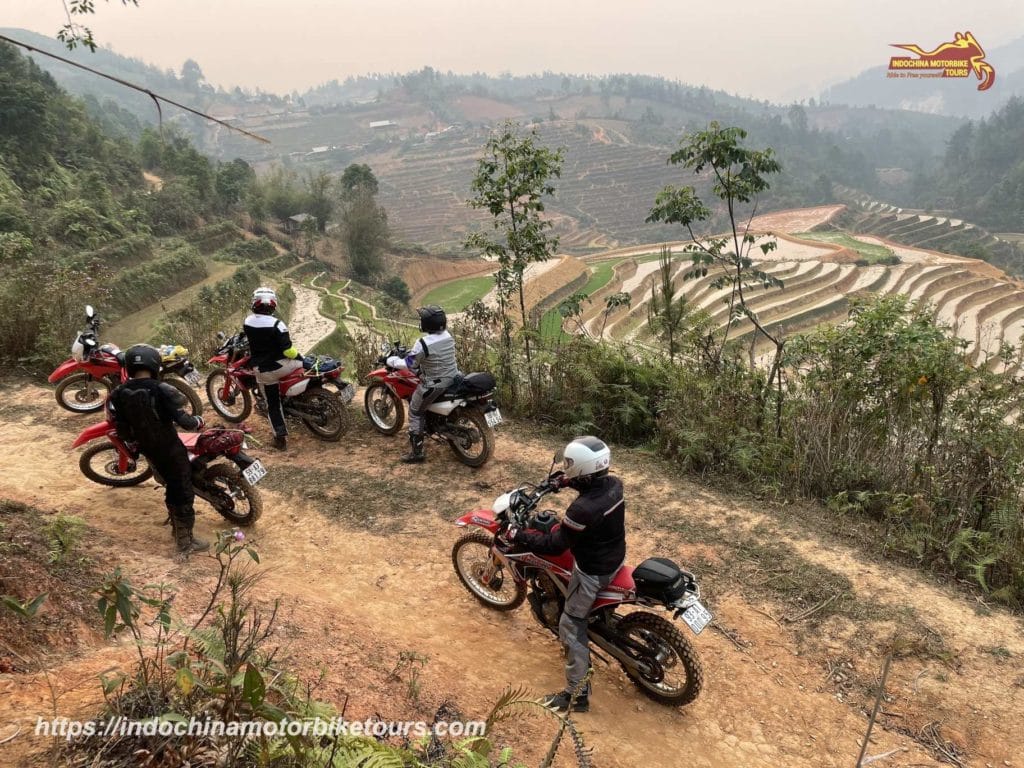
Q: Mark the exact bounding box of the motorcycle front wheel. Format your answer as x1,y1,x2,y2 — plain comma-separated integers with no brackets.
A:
293,388,346,441
616,611,704,706
363,381,405,435
451,529,525,611
79,442,153,487
197,463,263,526
55,372,111,414
205,368,252,422
446,409,494,468
162,375,203,417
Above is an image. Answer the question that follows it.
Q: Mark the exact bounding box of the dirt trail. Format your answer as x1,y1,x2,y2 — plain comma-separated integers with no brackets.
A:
1,384,1021,767
287,282,336,352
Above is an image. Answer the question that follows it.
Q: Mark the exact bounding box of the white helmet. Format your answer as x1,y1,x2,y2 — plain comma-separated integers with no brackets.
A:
557,436,611,486
251,286,278,313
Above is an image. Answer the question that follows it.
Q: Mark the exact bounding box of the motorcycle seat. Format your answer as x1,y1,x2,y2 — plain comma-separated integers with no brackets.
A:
606,565,636,594
303,354,340,373
433,372,496,402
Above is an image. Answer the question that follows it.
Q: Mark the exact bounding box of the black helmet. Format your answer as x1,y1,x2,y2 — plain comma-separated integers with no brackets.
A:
417,305,447,333
124,344,162,377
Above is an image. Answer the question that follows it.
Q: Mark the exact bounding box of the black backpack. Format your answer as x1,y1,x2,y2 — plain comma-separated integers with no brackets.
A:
112,385,163,444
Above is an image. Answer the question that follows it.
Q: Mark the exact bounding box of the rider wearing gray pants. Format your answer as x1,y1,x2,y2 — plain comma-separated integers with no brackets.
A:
391,305,461,464
510,436,626,713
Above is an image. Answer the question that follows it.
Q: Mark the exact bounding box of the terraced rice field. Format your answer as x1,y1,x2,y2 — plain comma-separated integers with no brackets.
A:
417,205,1024,376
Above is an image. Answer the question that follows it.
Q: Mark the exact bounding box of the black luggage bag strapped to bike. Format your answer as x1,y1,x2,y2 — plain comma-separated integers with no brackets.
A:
452,371,496,396
632,557,692,602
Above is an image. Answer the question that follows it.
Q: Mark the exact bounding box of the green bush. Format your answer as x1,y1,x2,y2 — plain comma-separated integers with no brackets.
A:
435,294,1024,605
107,246,207,315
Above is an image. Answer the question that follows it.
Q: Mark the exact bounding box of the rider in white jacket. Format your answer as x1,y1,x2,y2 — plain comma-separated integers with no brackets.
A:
389,305,461,463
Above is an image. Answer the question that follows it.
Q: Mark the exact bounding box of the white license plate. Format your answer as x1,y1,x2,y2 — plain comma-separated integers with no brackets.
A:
484,408,503,428
681,601,713,635
184,370,201,387
338,383,355,404
242,460,267,485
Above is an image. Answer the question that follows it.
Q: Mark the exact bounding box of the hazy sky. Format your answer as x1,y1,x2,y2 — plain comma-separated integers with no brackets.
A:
7,0,1023,101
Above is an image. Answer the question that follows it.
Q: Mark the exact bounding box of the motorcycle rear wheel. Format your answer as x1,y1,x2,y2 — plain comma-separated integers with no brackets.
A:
199,463,263,526
205,368,252,422
163,375,203,417
294,388,346,441
55,372,111,414
616,611,704,706
79,442,153,487
363,381,405,435
451,529,525,611
446,409,494,468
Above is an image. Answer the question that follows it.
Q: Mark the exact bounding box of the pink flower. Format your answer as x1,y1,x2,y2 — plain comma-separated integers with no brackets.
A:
233,531,245,542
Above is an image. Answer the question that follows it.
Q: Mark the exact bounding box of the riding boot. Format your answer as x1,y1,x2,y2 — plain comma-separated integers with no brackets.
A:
169,506,209,553
400,432,426,464
271,434,288,451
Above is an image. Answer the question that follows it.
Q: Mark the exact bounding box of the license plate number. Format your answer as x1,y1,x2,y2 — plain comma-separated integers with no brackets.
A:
681,601,713,635
242,460,267,485
484,408,503,427
337,383,355,404
184,370,201,387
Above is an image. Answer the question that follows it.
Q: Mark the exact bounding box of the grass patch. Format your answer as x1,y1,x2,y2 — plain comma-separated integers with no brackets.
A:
796,231,899,264
539,307,569,340
422,275,494,311
349,300,374,321
309,323,352,361
580,259,621,295
320,294,346,320
0,500,106,667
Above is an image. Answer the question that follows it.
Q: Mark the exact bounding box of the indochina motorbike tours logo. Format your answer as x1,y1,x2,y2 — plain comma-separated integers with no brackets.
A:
887,31,996,91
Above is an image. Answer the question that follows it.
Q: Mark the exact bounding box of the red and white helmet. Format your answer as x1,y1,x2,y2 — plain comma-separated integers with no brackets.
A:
251,286,278,313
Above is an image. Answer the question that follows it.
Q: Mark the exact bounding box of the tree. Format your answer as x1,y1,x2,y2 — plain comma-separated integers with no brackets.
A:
382,276,411,305
647,122,786,428
340,191,389,283
338,163,379,198
465,120,564,395
181,59,205,91
215,158,255,211
303,170,333,232
57,0,140,52
647,246,696,362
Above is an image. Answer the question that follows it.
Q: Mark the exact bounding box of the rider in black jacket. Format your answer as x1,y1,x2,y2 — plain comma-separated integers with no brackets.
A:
510,436,625,713
108,344,207,554
243,287,302,450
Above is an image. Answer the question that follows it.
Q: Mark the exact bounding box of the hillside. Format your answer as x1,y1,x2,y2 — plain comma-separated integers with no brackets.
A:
1,384,1023,768
821,34,1024,117
6,30,968,254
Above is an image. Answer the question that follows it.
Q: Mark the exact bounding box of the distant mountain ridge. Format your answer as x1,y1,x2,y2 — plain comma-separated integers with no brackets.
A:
821,34,1024,118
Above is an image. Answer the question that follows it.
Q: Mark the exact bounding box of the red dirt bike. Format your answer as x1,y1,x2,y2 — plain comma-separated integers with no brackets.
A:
48,305,202,415
363,341,501,467
71,411,264,526
451,460,709,707
205,331,355,442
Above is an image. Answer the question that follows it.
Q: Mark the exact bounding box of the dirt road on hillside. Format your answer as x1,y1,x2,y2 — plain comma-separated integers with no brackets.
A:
1,384,1021,767
288,282,335,353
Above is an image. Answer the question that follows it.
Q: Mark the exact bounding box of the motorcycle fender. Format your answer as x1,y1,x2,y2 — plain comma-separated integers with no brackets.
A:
427,399,458,416
207,354,229,365
48,359,80,383
455,508,500,533
284,378,310,398
72,421,113,448
230,450,257,470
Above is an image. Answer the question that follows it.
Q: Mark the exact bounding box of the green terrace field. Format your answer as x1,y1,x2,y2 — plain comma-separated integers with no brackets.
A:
422,274,496,311
795,232,897,264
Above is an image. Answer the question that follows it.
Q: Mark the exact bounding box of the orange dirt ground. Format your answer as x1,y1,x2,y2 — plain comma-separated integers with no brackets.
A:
0,383,1021,767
